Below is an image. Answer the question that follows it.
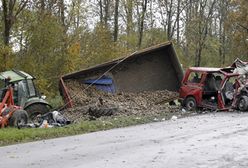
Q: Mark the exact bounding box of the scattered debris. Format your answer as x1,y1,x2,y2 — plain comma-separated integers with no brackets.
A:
17,111,71,129
62,80,180,122
181,108,186,113
153,118,159,121
38,111,71,125
39,120,53,128
171,115,178,121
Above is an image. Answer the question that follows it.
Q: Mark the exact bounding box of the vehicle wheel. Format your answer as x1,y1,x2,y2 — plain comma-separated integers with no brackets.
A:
184,97,197,111
25,104,50,121
238,96,248,111
88,107,118,118
9,110,28,127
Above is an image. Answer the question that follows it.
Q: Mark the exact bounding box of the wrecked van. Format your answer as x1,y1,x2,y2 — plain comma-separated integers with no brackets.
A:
179,67,240,111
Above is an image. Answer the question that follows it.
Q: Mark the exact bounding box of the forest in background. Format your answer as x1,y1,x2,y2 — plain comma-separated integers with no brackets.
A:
0,0,247,99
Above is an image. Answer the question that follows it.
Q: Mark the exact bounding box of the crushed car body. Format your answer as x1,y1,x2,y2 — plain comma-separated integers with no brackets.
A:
179,59,248,111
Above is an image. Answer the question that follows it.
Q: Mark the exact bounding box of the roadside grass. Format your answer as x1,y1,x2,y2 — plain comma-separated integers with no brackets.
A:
0,112,186,147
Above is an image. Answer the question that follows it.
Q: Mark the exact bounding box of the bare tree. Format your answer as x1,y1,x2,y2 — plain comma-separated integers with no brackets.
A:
158,0,187,41
2,0,28,45
137,0,148,48
58,0,66,28
123,0,133,36
217,0,230,65
176,0,181,43
194,0,217,66
97,0,111,26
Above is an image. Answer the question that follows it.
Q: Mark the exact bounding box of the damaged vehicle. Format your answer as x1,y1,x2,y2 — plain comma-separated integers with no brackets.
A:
231,59,248,111
179,67,243,111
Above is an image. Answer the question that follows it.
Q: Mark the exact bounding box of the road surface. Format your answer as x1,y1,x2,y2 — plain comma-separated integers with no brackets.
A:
1,112,248,168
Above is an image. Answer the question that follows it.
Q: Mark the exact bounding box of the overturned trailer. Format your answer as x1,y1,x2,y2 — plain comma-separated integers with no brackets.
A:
59,42,184,108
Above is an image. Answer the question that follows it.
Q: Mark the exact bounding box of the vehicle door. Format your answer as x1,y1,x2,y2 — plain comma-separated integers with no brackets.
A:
17,80,29,107
180,71,204,104
220,75,238,108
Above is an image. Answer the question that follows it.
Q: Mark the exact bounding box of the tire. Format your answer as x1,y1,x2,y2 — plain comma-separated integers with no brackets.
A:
25,104,50,121
238,96,248,111
88,107,117,118
184,97,197,111
9,110,28,127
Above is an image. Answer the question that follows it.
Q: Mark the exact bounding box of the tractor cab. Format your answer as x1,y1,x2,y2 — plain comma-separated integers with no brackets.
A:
179,67,240,111
0,70,51,119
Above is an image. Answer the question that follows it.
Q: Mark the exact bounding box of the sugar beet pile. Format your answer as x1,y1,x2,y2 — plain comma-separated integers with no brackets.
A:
63,80,180,122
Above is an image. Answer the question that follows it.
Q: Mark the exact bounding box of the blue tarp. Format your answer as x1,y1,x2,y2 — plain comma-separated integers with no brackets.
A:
84,76,116,93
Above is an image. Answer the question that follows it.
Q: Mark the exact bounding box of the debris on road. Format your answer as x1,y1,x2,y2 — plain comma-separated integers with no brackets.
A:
171,115,178,121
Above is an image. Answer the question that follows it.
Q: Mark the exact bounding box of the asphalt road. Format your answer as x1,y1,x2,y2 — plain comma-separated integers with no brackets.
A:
1,112,248,168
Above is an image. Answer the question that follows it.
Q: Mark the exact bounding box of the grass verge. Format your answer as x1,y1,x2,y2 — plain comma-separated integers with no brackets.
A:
0,112,189,147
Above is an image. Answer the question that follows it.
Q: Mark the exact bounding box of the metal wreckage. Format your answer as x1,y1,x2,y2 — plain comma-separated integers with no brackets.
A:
179,59,248,111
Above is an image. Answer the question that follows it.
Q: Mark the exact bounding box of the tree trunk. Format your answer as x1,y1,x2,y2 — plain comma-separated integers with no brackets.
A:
138,0,148,48
99,0,103,24
103,0,110,26
193,0,216,66
124,0,133,48
59,0,66,28
166,0,173,40
126,0,133,36
113,0,120,42
2,0,12,45
176,0,181,44
2,0,28,46
40,0,45,12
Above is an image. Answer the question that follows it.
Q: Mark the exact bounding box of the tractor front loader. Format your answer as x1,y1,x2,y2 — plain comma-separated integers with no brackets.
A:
0,80,28,128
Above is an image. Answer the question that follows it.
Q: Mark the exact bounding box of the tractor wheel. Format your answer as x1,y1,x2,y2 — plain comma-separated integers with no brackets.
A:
25,104,50,121
184,97,197,111
238,96,248,111
9,110,28,127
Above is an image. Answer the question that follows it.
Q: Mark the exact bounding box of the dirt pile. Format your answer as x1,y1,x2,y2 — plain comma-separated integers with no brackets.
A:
63,80,180,122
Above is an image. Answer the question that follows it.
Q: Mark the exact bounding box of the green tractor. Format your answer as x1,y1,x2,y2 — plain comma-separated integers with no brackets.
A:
0,70,52,120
